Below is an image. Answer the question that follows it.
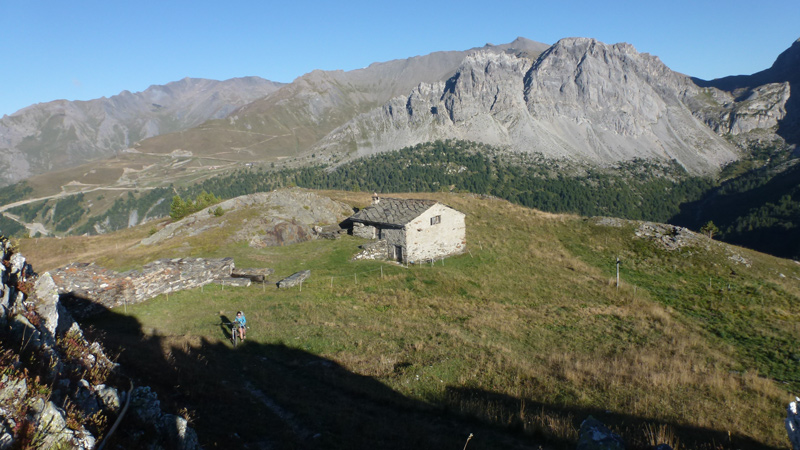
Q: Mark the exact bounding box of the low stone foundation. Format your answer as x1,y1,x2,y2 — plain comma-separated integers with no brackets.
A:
51,257,253,318
352,240,388,261
277,270,310,289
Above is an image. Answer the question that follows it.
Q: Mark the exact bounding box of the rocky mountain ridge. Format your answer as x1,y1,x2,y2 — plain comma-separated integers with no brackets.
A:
0,76,283,186
5,37,799,192
130,38,551,160
313,38,740,174
693,38,799,145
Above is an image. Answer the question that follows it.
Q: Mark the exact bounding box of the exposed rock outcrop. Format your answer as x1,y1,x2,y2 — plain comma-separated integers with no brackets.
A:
689,82,791,135
634,222,704,251
0,241,202,449
143,188,353,248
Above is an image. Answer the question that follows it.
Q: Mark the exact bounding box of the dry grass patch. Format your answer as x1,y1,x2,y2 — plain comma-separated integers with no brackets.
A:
28,190,797,449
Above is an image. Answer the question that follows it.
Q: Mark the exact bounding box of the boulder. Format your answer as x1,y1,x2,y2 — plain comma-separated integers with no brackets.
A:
231,268,274,283
788,397,800,450
95,384,123,413
158,414,200,450
314,224,344,240
129,386,200,449
277,270,311,289
26,397,95,450
249,219,313,248
32,273,74,340
73,379,101,417
576,416,625,450
0,375,28,405
130,386,162,424
0,427,13,449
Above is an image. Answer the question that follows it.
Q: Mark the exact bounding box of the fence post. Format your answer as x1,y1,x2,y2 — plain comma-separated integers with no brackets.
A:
381,266,383,279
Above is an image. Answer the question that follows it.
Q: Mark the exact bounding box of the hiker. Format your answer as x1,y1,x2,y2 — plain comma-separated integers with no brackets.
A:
234,311,247,341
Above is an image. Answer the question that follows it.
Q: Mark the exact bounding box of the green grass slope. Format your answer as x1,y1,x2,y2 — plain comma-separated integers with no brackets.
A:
18,190,799,449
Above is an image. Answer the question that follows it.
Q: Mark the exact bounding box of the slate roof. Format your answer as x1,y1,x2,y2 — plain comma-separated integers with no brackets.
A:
349,198,438,227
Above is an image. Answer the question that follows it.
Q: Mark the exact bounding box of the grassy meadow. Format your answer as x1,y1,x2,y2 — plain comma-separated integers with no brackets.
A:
19,190,799,449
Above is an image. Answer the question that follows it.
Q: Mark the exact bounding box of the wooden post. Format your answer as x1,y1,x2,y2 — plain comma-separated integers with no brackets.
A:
380,266,383,279
355,273,357,285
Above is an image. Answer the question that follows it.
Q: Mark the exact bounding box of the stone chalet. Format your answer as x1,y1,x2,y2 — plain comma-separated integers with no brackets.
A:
346,196,466,263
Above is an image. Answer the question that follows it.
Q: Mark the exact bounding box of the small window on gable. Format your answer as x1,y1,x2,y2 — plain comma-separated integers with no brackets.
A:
431,215,441,225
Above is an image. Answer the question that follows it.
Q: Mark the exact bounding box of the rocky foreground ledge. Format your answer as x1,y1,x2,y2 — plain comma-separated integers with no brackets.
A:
0,238,201,449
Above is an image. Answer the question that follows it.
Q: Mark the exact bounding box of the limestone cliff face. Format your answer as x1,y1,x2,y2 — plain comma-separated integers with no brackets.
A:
0,77,282,186
315,38,739,175
134,38,551,160
692,37,800,144
689,82,791,135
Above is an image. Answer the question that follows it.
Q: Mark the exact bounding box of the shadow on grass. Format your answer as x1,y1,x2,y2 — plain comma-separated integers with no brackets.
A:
219,314,233,341
80,305,786,450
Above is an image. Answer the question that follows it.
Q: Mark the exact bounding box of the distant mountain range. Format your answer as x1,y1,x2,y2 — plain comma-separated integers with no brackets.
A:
0,77,283,186
1,36,799,255
3,37,798,189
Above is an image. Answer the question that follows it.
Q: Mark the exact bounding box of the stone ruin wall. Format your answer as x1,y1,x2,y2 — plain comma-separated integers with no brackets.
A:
51,257,238,318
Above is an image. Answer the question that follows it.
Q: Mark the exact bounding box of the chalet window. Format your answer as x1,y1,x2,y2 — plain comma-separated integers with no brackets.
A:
431,215,441,225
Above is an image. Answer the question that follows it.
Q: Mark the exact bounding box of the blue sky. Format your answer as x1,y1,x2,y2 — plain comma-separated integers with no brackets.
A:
1,0,798,117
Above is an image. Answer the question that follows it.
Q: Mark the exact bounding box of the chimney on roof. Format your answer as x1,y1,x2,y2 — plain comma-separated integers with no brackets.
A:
372,192,380,204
